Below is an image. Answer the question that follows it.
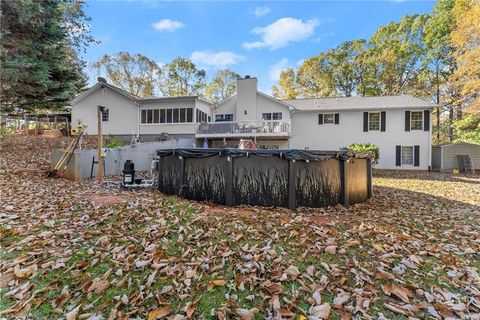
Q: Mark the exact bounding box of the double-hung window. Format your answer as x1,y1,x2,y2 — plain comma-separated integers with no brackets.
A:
368,112,380,131
401,146,414,165
410,111,423,130
262,112,282,121
323,113,335,124
215,114,234,122
101,109,109,122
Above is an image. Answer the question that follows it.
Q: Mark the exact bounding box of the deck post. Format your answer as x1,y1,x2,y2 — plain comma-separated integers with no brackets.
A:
366,159,372,198
340,159,350,205
225,156,234,205
288,159,296,210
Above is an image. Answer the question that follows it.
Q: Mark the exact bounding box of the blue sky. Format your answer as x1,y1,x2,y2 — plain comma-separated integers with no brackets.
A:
83,0,435,94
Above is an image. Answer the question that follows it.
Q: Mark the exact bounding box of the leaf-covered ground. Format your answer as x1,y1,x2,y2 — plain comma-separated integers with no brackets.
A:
1,135,479,319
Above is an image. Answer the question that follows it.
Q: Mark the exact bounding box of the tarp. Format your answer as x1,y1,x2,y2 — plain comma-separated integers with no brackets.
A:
157,148,373,162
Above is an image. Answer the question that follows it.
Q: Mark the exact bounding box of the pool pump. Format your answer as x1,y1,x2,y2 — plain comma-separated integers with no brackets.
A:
122,160,135,185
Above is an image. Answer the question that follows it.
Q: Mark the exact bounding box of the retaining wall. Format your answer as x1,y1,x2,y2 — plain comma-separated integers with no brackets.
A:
50,138,195,180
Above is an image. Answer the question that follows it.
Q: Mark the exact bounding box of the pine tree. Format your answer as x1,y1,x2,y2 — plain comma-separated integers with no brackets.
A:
0,0,90,112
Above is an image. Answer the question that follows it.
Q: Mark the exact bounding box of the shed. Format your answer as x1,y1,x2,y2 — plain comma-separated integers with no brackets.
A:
432,142,480,171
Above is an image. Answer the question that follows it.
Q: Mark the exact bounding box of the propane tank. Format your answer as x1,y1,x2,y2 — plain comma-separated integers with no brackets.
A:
122,160,135,185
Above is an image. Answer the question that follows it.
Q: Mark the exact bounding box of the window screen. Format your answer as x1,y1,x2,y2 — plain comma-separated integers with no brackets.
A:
401,146,414,165
368,112,380,131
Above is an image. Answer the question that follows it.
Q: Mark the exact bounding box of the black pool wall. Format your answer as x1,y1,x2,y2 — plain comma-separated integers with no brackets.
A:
157,148,373,209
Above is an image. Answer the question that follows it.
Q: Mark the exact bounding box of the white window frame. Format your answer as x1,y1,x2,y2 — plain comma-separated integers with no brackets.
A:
323,113,335,124
401,146,414,166
410,110,423,130
368,112,381,131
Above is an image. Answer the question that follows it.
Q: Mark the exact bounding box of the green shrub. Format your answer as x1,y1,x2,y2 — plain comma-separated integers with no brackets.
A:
104,136,124,148
343,143,379,164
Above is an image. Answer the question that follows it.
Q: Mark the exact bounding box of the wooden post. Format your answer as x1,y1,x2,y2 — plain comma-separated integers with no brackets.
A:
340,159,350,205
225,156,233,205
54,116,57,130
97,106,104,182
366,159,372,198
287,159,296,210
24,114,28,135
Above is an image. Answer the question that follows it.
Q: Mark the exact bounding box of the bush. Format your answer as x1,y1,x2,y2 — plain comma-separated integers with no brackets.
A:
104,136,124,148
343,143,379,164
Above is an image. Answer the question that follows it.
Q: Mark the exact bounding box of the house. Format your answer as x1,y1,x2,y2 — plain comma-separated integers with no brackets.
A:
71,76,435,170
432,142,480,171
71,77,213,142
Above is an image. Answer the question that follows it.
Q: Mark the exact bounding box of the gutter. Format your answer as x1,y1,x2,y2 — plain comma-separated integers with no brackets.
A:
135,100,141,141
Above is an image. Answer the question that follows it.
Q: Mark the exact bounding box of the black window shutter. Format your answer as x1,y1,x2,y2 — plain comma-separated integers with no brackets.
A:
318,114,323,125
334,113,339,124
414,145,420,167
424,110,430,131
405,111,411,131
396,145,401,167
381,111,386,132
363,112,368,132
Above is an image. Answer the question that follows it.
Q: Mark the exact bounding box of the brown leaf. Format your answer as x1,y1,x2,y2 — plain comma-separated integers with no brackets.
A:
235,308,259,320
382,284,414,304
333,292,350,308
309,303,331,318
148,305,172,320
65,305,81,320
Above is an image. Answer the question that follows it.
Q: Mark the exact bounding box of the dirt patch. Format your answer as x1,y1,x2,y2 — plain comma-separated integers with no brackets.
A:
42,129,63,138
206,206,257,218
90,194,130,206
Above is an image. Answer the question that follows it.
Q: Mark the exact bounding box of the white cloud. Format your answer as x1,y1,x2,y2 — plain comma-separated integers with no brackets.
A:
243,17,320,50
269,58,290,82
254,6,271,18
190,50,245,68
296,59,305,67
152,19,185,32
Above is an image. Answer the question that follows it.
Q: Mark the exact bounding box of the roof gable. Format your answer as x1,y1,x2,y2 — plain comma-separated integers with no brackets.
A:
71,82,139,105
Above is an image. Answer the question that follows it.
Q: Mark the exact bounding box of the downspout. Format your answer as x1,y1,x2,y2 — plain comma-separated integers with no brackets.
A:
135,100,141,142
428,109,432,171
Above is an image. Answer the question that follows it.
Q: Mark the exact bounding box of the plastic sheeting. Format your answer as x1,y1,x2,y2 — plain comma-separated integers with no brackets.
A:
157,148,373,162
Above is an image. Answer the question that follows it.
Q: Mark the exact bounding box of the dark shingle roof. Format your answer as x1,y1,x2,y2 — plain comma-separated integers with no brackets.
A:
283,95,436,111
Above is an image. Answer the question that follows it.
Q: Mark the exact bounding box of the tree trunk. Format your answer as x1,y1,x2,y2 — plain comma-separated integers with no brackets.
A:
448,106,454,142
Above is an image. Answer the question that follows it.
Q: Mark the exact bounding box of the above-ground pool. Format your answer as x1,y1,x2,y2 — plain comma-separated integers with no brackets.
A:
157,148,373,209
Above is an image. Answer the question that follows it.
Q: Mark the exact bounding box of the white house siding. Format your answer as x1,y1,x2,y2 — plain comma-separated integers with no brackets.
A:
438,143,480,170
195,99,213,118
215,95,237,120
71,86,138,136
290,109,432,170
255,94,291,121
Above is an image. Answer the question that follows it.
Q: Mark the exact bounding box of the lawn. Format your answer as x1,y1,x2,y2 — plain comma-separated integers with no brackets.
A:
1,135,479,319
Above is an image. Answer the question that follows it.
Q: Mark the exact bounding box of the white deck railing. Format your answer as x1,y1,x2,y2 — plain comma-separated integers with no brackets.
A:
196,120,291,137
